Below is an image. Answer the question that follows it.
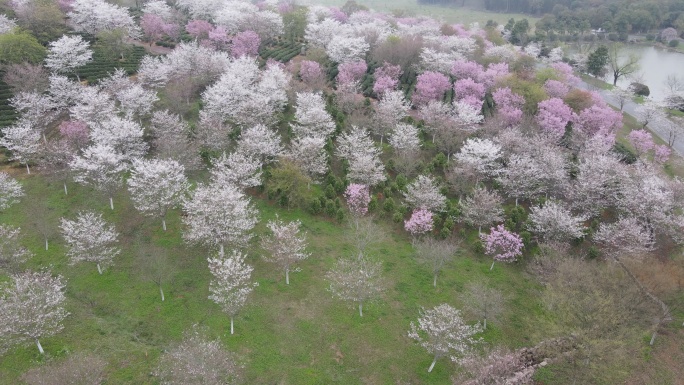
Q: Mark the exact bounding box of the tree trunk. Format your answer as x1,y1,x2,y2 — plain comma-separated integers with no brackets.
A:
64,182,68,195
484,317,487,330
26,163,30,174
490,261,495,271
613,72,618,86
515,197,518,206
109,197,114,210
220,244,224,257
359,302,363,317
97,263,103,275
428,356,437,372
162,218,167,231
650,331,657,345
36,339,44,354
160,286,165,301
230,317,234,335
433,274,437,287
44,238,48,251
286,269,290,285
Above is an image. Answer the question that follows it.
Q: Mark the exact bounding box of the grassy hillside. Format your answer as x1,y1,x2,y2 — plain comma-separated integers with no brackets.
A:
0,165,544,384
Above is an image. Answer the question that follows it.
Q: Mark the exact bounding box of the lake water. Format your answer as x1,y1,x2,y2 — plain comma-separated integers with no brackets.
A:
603,45,684,102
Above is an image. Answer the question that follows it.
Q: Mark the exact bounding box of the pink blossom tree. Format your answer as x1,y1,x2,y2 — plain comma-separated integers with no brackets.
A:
536,98,575,139
451,60,484,81
480,224,523,270
299,60,324,86
543,79,570,99
550,62,580,85
337,60,367,89
627,129,655,156
186,19,213,40
373,62,401,95
344,183,371,217
576,105,623,138
654,145,671,163
454,78,485,108
404,209,434,238
412,71,451,105
58,120,89,151
231,30,260,58
141,14,174,44
492,87,524,127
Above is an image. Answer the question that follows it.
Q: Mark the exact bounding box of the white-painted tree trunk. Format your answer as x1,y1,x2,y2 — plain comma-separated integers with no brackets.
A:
64,183,68,195
428,356,437,372
26,163,30,174
36,339,44,354
515,197,518,206
162,219,167,231
220,244,224,257
650,331,657,345
490,261,495,271
45,238,48,251
109,197,114,210
285,269,289,285
433,274,437,287
160,286,165,301
230,317,234,335
359,302,363,317
97,263,102,275
484,318,487,330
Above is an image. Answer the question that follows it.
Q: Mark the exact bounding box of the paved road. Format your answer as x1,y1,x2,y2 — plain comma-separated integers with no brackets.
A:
576,80,684,156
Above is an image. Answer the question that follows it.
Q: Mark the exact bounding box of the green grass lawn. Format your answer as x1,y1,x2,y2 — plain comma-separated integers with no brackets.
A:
299,0,538,26
0,167,544,384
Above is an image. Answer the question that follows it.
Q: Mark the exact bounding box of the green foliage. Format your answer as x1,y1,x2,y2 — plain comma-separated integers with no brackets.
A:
395,174,408,190
383,197,396,213
266,160,314,209
0,32,46,64
497,75,547,115
587,45,609,78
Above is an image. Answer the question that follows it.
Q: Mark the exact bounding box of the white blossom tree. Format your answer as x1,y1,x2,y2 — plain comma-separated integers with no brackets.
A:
389,123,421,175
90,117,148,162
208,251,258,335
593,217,654,257
261,217,310,284
347,153,386,187
210,152,262,189
528,200,586,243
291,92,336,139
0,224,32,272
155,325,241,384
70,144,128,210
60,211,120,274
286,136,328,184
182,183,258,255
10,92,58,135
127,159,189,231
326,36,370,64
0,120,41,174
408,303,482,372
0,172,23,210
419,101,454,144
336,126,379,161
496,154,544,206
404,175,447,212
455,138,502,180
459,186,504,233
326,256,384,317
374,90,411,144
68,0,140,38
414,238,458,287
44,35,92,81
149,110,202,170
235,124,283,167
0,271,68,354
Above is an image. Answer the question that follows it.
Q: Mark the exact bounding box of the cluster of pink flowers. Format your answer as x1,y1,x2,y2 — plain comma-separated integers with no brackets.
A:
454,78,486,109
543,79,570,99
344,184,371,217
299,60,324,84
404,209,434,236
231,30,261,58
492,87,525,126
373,62,402,95
141,14,180,42
412,71,451,105
536,98,575,139
481,224,523,264
337,60,368,88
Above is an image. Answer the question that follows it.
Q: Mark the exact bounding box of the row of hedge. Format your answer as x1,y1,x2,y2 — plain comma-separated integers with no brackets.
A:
0,70,17,128
69,46,147,83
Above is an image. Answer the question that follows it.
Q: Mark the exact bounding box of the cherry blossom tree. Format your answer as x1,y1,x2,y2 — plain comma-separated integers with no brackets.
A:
462,282,505,329
347,152,386,186
453,78,485,108
235,124,283,167
299,60,325,88
182,183,258,255
536,98,575,139
185,19,213,40
0,224,32,272
492,87,524,127
127,159,189,231
21,353,106,385
90,117,148,162
208,250,257,335
261,217,310,284
326,256,384,317
0,271,68,355
414,238,458,287
231,30,260,58
44,35,92,81
0,120,41,174
210,152,262,189
60,211,120,274
0,172,23,211
155,325,241,383
389,122,421,174
344,183,371,217
403,175,447,212
10,92,58,135
459,186,504,233
418,100,454,144
496,154,544,206
543,79,569,99
58,120,88,151
593,217,653,257
70,144,127,210
373,62,401,95
455,138,502,181
408,303,482,372
405,209,434,237
141,14,179,45
654,145,671,163
286,136,328,184
609,86,633,111
326,36,369,64
412,71,451,105
451,60,484,81
373,90,411,144
291,92,336,139
336,60,367,89
575,105,622,138
627,129,655,157
528,201,586,243
480,224,524,270
68,0,139,38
